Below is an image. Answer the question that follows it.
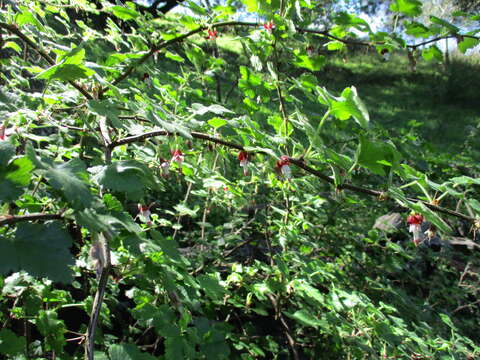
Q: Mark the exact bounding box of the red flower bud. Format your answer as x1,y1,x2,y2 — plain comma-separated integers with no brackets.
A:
238,151,248,162
170,149,184,173
207,29,218,40
137,204,152,225
263,21,274,31
276,155,292,180
238,151,249,176
407,214,423,225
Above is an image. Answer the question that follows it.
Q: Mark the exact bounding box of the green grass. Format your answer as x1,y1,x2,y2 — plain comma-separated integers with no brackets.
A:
318,51,480,154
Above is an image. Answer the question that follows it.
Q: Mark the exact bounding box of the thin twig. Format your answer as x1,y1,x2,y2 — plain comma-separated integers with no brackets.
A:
200,152,220,242
0,212,63,227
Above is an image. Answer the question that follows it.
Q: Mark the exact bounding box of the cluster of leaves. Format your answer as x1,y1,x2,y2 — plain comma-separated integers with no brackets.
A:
0,0,479,359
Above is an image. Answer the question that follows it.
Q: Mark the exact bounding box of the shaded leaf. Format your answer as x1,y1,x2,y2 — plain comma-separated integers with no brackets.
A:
109,343,156,360
0,329,26,356
0,157,33,202
0,222,75,283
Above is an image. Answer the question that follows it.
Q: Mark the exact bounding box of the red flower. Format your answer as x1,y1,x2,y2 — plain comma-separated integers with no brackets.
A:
407,213,424,246
137,204,152,225
238,151,249,176
170,149,184,173
276,155,292,180
0,124,15,141
207,29,218,40
407,214,423,225
263,21,274,31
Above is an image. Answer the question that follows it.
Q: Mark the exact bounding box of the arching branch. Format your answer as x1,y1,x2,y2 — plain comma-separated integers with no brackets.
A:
109,129,476,223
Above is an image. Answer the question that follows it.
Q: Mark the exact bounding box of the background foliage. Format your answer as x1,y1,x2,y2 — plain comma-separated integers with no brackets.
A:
0,0,479,359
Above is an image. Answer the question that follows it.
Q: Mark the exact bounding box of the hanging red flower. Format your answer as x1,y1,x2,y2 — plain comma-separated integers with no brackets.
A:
407,213,424,246
137,204,152,225
206,29,218,40
171,149,184,171
276,155,292,180
263,21,274,31
238,151,249,176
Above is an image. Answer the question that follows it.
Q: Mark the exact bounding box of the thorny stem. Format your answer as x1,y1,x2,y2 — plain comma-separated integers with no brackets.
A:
85,233,111,360
200,152,220,243
109,129,476,223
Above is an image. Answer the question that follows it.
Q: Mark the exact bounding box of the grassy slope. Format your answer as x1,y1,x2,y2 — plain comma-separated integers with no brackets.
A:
320,52,480,154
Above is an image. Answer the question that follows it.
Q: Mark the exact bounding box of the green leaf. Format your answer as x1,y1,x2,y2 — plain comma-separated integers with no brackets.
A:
405,22,431,38
294,280,325,304
241,0,259,12
165,50,185,63
0,329,26,356
197,275,226,301
422,46,443,61
208,117,228,128
151,231,183,263
356,136,401,176
390,0,422,16
36,47,94,81
325,41,345,51
97,160,158,200
450,176,480,185
439,313,455,328
37,63,94,82
35,310,66,353
44,159,94,210
0,141,16,167
0,157,34,202
430,16,459,34
3,41,22,54
331,87,369,129
191,103,233,116
110,5,139,20
109,343,156,360
186,0,207,15
293,50,325,71
458,37,480,54
15,7,45,31
146,110,192,139
334,12,370,31
0,222,75,283
88,99,121,128
75,208,141,235
286,309,324,328
268,114,293,136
